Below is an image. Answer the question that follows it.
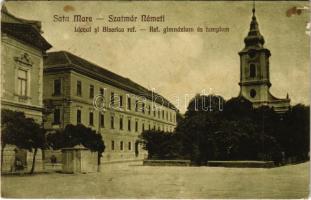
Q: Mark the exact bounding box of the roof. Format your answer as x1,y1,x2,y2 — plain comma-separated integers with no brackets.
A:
239,8,270,56
244,8,265,47
2,23,52,50
1,5,52,50
1,4,42,32
268,91,290,103
44,51,178,111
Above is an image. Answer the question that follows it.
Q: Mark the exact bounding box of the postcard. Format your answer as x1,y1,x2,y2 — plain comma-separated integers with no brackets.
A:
1,0,309,198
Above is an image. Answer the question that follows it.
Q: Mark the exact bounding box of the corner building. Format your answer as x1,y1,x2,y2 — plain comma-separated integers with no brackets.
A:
1,6,52,171
43,51,178,162
1,6,51,122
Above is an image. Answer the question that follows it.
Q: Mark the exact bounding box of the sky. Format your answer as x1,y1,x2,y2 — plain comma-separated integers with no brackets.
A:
5,1,310,113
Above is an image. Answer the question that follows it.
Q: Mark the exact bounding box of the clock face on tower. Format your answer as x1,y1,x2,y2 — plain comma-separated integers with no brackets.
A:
248,50,256,59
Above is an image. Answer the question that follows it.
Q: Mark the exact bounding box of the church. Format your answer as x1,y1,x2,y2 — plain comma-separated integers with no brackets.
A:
238,7,290,113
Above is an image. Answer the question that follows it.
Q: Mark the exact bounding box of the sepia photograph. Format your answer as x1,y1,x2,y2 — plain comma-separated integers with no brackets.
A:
0,0,310,198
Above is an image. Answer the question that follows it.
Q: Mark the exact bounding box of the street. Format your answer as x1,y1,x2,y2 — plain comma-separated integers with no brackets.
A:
1,161,309,198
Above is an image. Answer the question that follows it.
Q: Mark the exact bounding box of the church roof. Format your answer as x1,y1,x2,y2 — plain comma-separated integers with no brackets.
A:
239,7,270,56
244,8,265,47
268,91,290,103
44,51,178,111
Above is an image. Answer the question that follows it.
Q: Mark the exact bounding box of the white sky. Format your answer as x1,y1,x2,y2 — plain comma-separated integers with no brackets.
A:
5,1,310,113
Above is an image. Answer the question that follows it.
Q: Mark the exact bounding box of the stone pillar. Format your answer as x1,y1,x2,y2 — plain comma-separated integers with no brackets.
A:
1,145,16,172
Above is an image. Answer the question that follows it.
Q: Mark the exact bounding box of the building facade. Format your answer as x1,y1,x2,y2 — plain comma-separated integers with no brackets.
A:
1,6,52,171
43,51,178,163
238,8,290,113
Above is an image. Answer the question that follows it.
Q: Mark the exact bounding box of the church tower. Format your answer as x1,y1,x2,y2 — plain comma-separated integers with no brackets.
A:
238,5,290,113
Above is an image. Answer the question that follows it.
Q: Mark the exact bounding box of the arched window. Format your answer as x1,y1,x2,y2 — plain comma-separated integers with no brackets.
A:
250,64,256,78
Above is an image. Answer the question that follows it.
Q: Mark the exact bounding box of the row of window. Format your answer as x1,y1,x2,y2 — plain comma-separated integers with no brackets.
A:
53,108,174,132
111,141,134,151
53,79,176,123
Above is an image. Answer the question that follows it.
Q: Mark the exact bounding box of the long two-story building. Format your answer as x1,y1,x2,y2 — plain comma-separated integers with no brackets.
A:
43,51,178,162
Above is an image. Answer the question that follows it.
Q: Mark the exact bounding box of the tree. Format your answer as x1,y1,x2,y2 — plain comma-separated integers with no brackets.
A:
22,118,47,174
1,109,47,174
1,109,25,169
223,96,253,120
139,130,182,159
47,124,105,164
176,95,286,164
186,94,225,116
277,104,310,162
139,93,310,166
178,94,226,164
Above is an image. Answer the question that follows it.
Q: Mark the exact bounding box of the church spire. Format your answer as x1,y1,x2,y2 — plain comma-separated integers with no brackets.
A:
252,0,255,17
244,0,265,48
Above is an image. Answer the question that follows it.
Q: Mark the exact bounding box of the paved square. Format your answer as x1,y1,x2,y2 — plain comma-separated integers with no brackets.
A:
1,161,309,198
